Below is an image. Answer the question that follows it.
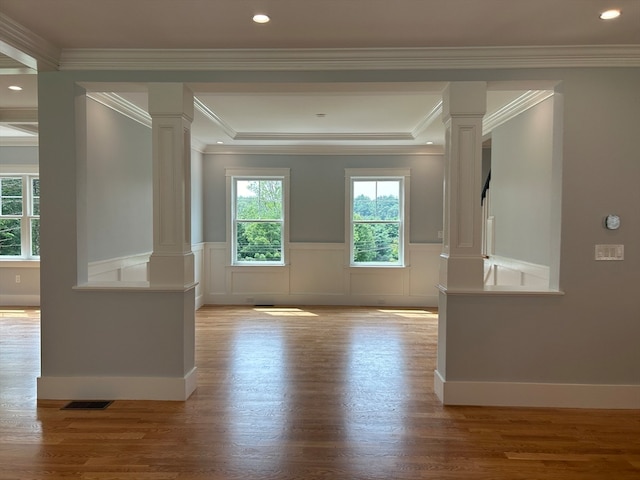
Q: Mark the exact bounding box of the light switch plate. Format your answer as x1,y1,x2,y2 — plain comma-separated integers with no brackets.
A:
595,244,624,261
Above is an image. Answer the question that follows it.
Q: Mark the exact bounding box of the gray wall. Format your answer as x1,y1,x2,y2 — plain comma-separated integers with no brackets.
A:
204,153,444,244
490,97,555,266
443,69,640,386
86,98,153,262
35,66,640,396
0,146,38,165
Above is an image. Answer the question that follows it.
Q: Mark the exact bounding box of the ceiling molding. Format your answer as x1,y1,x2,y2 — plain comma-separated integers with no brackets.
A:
202,144,444,156
0,137,38,147
0,13,60,71
0,108,38,122
412,100,443,138
483,90,555,135
233,132,416,141
87,92,152,128
58,45,640,71
194,97,237,139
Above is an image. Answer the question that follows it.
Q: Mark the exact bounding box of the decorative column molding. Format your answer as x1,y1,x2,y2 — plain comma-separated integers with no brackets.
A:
148,83,195,287
439,82,486,290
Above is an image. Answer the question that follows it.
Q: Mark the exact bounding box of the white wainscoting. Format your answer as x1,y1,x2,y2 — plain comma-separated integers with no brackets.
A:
85,246,206,309
484,255,549,289
203,242,441,307
192,243,205,309
88,253,151,283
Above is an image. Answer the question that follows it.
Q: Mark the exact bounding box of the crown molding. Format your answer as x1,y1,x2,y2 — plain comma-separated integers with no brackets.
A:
0,13,60,71
412,101,443,138
0,137,38,147
233,132,415,141
58,45,640,71
0,108,38,123
87,92,152,128
202,144,444,156
483,90,554,135
194,98,237,139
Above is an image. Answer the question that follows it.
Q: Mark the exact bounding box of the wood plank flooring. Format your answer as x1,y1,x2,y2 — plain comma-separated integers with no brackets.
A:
1,305,639,479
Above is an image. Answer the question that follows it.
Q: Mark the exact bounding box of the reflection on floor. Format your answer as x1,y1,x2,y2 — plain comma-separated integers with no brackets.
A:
1,306,639,479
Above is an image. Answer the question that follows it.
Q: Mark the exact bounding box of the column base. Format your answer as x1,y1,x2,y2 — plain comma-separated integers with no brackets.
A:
439,253,484,290
37,367,197,401
149,251,194,287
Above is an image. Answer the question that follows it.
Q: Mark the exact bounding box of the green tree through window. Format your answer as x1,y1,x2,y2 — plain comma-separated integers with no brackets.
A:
234,179,284,263
0,176,39,258
351,178,404,265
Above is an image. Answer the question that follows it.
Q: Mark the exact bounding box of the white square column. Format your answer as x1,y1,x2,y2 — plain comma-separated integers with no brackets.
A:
148,83,195,287
439,82,487,291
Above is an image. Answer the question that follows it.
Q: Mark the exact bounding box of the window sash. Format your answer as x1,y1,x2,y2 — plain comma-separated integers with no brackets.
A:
348,174,406,267
232,176,285,265
0,175,39,259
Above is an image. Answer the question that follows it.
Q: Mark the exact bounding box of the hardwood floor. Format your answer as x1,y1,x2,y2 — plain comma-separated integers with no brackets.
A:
1,305,639,479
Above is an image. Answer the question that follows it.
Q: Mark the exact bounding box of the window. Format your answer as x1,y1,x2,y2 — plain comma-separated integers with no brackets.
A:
227,169,289,265
347,169,409,266
0,175,40,258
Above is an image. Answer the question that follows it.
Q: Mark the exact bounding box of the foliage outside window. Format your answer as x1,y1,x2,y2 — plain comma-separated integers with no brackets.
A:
0,175,39,258
349,175,406,266
232,177,285,264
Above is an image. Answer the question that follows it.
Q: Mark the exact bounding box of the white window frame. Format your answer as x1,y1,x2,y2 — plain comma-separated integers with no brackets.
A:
226,168,290,266
0,170,40,260
346,168,410,267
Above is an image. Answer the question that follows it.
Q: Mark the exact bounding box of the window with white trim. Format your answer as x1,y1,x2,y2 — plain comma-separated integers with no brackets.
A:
227,169,289,265
0,175,40,258
347,169,409,266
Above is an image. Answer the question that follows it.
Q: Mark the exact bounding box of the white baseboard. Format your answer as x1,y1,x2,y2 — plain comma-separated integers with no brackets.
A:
0,294,40,306
434,370,640,409
205,293,439,308
37,367,198,401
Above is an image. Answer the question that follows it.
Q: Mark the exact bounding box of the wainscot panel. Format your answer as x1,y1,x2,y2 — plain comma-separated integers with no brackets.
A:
203,242,441,307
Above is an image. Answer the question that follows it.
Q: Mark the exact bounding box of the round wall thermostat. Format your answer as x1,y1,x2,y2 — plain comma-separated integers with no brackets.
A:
604,214,620,230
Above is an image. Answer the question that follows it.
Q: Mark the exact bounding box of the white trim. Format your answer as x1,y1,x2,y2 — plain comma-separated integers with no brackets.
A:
483,90,555,135
234,132,415,142
87,92,152,128
0,108,39,122
37,368,198,401
0,164,39,174
87,252,151,280
434,371,640,409
411,100,443,138
485,254,549,280
204,144,444,156
0,137,38,147
345,169,410,268
0,294,39,306
226,168,290,267
194,97,237,139
0,13,60,71
58,45,640,71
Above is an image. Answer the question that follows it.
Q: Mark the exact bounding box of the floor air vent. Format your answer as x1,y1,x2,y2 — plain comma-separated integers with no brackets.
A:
62,400,113,410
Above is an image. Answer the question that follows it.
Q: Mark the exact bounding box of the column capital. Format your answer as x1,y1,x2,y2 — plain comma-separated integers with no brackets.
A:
148,83,194,122
442,82,487,122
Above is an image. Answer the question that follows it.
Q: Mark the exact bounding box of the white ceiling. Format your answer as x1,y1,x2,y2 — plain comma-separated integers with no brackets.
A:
0,0,637,150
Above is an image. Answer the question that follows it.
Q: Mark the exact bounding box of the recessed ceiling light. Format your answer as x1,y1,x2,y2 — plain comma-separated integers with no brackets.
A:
8,85,22,91
216,141,224,144
426,141,434,145
599,9,621,20
253,14,270,24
